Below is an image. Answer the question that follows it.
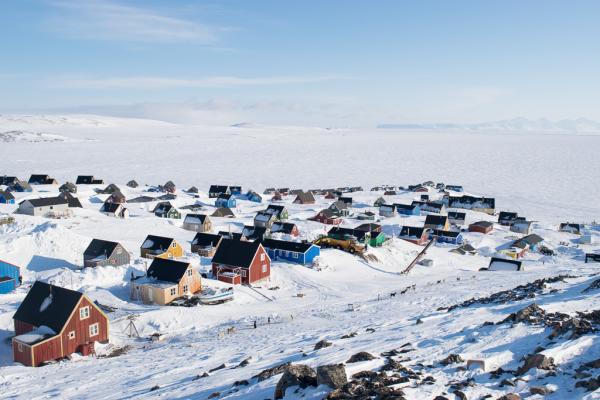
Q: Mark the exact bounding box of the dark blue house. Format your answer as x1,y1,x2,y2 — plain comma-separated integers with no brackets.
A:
245,190,263,203
261,238,320,265
215,194,236,208
395,203,421,216
0,259,20,294
430,229,464,245
230,186,242,195
0,190,15,204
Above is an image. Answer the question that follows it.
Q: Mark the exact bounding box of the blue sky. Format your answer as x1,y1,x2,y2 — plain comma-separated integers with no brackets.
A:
1,0,600,126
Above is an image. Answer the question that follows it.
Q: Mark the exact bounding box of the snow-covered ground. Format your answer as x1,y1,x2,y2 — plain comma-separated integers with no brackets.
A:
0,115,599,399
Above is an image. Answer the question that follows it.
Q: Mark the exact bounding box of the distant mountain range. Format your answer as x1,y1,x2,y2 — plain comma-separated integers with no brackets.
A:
377,117,600,132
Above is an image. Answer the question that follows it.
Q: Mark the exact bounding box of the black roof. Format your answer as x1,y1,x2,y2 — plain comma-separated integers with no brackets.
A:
242,226,267,241
209,185,228,193
84,239,120,259
184,214,208,224
489,257,522,268
431,229,461,238
22,197,68,207
147,258,190,283
424,215,448,225
59,192,83,208
271,222,297,234
28,174,53,183
355,223,381,232
449,195,495,209
192,232,222,247
261,238,314,253
0,176,18,185
101,202,122,213
76,175,94,184
470,221,494,228
128,196,155,203
394,203,416,210
13,281,84,333
211,239,261,268
266,204,285,215
399,226,427,237
448,211,466,219
328,227,367,241
499,211,518,219
141,235,175,251
218,193,233,200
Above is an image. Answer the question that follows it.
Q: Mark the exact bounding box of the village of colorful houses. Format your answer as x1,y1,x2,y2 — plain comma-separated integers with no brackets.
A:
0,173,598,371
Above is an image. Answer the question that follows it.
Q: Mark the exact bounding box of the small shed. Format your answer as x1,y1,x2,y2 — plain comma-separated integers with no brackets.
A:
126,180,139,188
469,221,494,234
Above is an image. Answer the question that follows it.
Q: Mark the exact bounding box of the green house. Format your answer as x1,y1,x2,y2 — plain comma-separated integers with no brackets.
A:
365,231,386,247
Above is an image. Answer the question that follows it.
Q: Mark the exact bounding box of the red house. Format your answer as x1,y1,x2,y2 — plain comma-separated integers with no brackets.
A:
12,281,109,367
310,209,343,225
211,240,271,285
469,221,494,234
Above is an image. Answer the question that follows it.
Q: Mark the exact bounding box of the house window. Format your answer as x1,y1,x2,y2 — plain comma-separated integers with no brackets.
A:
79,306,90,320
89,323,99,337
262,264,267,273
68,331,76,339
17,342,23,352
241,270,247,277
183,285,189,293
292,252,298,259
170,288,177,296
171,242,177,248
187,269,192,276
260,253,265,261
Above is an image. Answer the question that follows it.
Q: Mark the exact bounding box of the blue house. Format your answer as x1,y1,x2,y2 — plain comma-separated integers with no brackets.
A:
229,186,242,195
430,229,464,245
395,203,420,216
245,190,263,203
215,194,236,208
0,259,20,294
261,238,320,265
0,190,15,204
10,181,32,192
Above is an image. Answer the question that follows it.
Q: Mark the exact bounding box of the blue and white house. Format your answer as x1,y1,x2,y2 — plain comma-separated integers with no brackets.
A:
0,190,15,204
395,203,420,216
215,193,236,208
0,259,20,294
430,229,464,245
261,238,320,265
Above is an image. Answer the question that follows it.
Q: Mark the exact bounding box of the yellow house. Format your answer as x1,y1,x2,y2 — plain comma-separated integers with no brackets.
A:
130,258,201,305
140,235,184,259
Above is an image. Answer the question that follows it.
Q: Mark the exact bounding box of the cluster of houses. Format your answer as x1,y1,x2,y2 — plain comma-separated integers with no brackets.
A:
2,176,599,368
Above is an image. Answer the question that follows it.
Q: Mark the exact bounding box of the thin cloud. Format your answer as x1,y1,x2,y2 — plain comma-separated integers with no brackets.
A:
52,75,351,89
47,0,222,43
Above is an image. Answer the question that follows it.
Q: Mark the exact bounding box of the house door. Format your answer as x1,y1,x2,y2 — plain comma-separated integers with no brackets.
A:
147,288,153,302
